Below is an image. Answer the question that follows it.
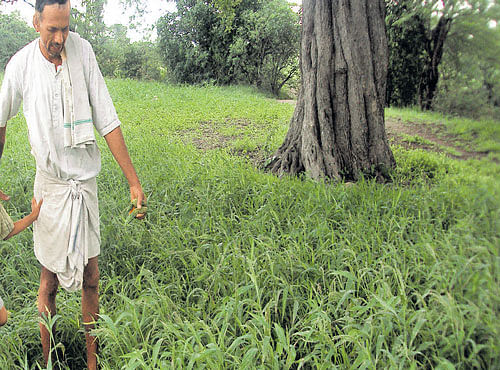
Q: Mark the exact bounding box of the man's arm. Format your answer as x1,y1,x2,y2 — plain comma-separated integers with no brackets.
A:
104,126,146,218
1,57,23,174
82,39,145,216
1,59,23,135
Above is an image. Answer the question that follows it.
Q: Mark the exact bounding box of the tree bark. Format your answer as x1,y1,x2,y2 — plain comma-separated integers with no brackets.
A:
418,16,452,111
266,0,395,181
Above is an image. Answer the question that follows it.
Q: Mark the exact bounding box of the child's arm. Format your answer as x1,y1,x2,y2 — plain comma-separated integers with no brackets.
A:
0,306,7,326
0,189,10,201
0,295,6,326
3,197,43,240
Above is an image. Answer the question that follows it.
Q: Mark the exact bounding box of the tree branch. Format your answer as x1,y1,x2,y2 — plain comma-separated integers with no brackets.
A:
0,0,34,7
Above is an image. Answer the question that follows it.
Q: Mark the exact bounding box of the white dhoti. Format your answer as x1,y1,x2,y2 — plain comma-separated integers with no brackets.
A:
33,170,100,292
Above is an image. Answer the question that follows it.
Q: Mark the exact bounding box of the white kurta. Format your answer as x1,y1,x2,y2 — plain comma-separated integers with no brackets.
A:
0,34,120,180
0,34,120,291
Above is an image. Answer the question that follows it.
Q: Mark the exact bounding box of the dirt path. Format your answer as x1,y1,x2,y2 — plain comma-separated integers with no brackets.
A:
277,100,487,160
385,117,488,160
190,100,489,163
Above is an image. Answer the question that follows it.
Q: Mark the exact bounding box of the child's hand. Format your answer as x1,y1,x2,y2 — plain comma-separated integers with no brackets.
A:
0,189,10,201
30,197,43,220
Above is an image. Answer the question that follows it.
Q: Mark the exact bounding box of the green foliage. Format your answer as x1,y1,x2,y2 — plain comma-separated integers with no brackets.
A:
0,79,499,368
433,8,500,120
229,0,300,95
95,24,129,78
156,0,300,95
157,0,227,84
210,0,244,30
393,147,453,183
385,0,500,118
97,39,164,81
0,12,37,71
71,2,164,81
71,0,107,54
386,0,427,107
100,39,164,81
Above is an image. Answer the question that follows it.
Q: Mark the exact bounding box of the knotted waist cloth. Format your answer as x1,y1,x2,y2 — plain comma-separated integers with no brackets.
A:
33,170,100,292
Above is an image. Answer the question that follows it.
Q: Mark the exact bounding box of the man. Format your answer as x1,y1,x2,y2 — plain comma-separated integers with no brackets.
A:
0,0,146,368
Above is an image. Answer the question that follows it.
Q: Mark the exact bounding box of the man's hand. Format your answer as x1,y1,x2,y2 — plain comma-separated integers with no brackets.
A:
0,189,10,201
130,184,146,219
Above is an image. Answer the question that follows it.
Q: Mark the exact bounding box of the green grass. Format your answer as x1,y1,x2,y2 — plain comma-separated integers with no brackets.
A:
0,79,499,369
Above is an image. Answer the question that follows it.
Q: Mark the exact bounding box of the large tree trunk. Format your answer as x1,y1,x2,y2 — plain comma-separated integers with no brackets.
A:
266,0,395,181
418,16,452,111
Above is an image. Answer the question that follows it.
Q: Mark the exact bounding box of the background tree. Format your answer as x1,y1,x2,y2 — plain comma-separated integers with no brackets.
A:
386,0,427,107
0,0,32,5
71,0,163,80
97,23,129,77
386,0,500,111
229,0,300,95
157,0,227,84
211,0,244,30
0,11,37,70
433,3,500,119
71,0,107,57
156,0,300,95
266,0,395,181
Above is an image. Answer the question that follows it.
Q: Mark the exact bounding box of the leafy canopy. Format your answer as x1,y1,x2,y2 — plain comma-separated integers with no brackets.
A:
157,0,299,95
386,0,500,116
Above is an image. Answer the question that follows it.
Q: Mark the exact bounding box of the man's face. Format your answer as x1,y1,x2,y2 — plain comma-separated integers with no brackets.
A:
33,1,71,63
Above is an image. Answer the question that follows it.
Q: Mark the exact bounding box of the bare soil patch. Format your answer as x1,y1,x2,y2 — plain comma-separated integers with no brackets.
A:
190,121,236,151
187,119,250,150
188,100,489,163
385,117,488,160
277,99,297,105
277,99,487,160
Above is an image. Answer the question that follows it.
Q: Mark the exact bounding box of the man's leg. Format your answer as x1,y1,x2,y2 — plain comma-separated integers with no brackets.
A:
38,267,59,365
82,256,99,370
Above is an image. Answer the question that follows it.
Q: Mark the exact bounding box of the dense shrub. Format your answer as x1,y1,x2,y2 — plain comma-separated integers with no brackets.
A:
156,0,300,95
